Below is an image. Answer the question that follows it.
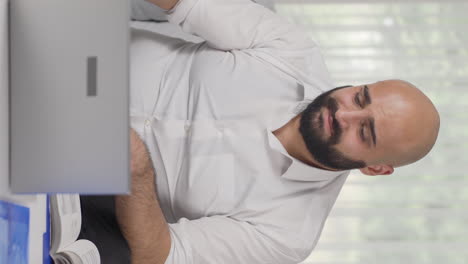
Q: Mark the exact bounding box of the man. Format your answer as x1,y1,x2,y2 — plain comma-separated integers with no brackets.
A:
80,0,440,263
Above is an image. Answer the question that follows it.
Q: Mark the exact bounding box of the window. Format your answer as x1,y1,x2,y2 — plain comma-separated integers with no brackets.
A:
276,1,468,263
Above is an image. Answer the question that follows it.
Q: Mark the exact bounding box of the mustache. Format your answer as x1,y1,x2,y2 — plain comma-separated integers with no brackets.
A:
327,97,342,145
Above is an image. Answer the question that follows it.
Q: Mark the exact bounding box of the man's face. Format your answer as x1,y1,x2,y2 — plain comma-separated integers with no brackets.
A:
300,83,412,171
299,86,365,170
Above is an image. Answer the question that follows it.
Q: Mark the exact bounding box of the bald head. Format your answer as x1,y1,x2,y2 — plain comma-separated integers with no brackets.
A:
372,80,440,167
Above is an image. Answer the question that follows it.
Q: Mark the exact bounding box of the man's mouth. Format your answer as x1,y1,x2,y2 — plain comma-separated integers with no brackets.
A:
326,97,339,141
323,108,334,137
328,111,334,136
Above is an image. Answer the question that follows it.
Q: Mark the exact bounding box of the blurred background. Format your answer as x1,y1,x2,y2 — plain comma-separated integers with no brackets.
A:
273,0,468,263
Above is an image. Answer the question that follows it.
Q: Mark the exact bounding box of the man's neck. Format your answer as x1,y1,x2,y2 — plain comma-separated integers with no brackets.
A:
272,115,333,171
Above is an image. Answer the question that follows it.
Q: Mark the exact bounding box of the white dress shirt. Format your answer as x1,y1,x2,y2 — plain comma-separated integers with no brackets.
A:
129,0,350,263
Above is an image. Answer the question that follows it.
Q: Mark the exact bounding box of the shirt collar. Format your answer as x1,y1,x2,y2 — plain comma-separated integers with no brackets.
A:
266,125,347,182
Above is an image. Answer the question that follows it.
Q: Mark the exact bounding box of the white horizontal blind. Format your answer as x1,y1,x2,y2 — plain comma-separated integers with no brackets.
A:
275,1,468,263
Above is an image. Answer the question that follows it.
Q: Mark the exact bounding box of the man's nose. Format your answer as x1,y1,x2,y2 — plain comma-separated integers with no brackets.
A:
334,109,367,129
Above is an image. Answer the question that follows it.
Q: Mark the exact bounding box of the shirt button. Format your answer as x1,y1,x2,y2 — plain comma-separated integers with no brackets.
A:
144,119,151,127
184,124,191,132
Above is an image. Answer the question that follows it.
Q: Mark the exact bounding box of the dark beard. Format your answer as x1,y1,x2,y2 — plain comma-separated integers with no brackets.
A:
299,86,366,170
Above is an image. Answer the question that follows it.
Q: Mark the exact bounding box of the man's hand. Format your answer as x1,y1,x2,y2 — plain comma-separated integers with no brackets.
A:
115,129,171,264
145,0,179,11
129,129,153,178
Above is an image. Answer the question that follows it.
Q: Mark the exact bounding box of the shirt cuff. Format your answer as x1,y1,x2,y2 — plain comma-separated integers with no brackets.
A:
166,0,199,25
164,222,194,264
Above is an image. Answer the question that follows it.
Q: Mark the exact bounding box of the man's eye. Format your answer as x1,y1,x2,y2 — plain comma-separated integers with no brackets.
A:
360,125,366,142
354,93,362,107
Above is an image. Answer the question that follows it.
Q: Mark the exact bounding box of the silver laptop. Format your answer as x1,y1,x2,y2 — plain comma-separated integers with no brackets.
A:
9,0,130,194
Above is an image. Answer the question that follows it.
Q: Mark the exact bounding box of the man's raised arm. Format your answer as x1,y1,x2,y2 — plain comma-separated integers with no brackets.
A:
115,129,171,264
142,0,314,52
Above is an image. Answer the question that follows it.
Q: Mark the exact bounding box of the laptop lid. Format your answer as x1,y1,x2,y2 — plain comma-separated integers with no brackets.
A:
10,0,130,194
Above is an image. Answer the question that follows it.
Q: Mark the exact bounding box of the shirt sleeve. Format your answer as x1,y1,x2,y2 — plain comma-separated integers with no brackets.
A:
164,215,306,264
165,0,331,96
165,0,315,52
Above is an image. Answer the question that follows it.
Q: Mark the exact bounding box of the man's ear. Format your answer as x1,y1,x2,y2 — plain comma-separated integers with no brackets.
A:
359,164,394,176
